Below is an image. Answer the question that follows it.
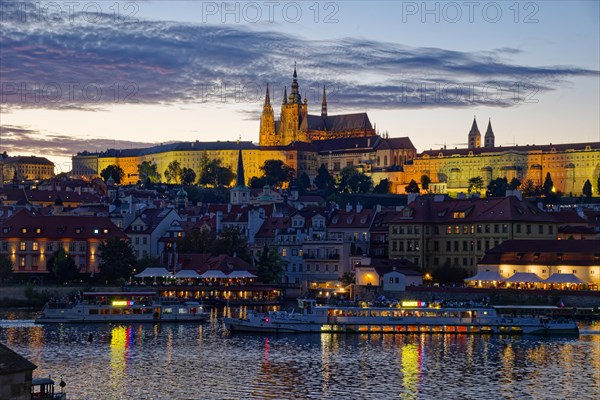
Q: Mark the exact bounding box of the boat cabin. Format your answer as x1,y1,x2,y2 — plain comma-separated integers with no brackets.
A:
31,377,65,399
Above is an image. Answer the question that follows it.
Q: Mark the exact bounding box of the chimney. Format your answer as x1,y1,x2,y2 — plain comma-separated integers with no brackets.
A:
356,202,363,213
346,203,352,212
375,204,382,213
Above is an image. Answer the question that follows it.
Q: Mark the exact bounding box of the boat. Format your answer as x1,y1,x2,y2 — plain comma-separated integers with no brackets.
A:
35,292,210,324
31,376,66,399
223,299,579,335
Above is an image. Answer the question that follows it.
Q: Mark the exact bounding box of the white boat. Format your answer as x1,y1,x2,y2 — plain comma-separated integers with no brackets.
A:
223,299,579,335
35,292,209,324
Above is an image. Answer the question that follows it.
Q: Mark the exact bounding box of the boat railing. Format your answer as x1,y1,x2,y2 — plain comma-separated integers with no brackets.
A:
44,302,75,310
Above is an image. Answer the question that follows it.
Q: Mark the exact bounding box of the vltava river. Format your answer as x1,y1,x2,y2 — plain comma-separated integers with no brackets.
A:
1,309,599,400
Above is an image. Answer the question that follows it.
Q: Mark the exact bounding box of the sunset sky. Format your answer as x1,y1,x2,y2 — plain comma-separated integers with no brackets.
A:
1,0,599,173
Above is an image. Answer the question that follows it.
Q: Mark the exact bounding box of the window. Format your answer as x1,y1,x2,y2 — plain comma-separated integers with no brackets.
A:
1,242,7,251
20,257,25,267
21,228,27,233
142,237,147,245
526,225,532,234
446,241,451,251
454,226,459,234
19,242,26,251
70,243,76,252
538,225,543,234
446,226,452,235
485,240,490,250
462,241,468,251
477,225,482,234
433,241,439,251
502,224,508,234
516,224,521,234
494,224,499,233
463,226,468,234
32,242,39,251
135,237,139,245
453,241,458,251
548,225,554,234
282,248,287,257
485,225,490,234
572,270,577,274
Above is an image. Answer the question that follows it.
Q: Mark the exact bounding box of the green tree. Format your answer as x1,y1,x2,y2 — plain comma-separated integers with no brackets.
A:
404,179,420,194
0,254,13,283
314,164,335,191
432,260,470,284
181,167,197,185
136,255,165,270
543,172,554,196
583,179,593,199
178,229,217,254
47,247,80,283
467,176,484,195
508,177,521,190
138,161,161,184
164,160,183,184
100,165,125,184
420,175,431,192
199,159,235,187
373,178,390,194
340,272,355,286
486,177,508,197
98,238,137,282
296,172,311,194
521,179,542,197
213,226,251,262
249,176,268,189
337,166,372,193
260,160,295,187
256,245,282,284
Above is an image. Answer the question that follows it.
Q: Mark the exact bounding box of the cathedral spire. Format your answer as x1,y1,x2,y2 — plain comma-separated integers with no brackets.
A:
235,148,245,188
289,62,301,104
283,87,288,104
321,85,327,118
264,83,270,106
468,115,481,149
484,117,495,148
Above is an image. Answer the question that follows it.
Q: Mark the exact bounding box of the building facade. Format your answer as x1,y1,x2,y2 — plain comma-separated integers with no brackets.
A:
387,195,559,272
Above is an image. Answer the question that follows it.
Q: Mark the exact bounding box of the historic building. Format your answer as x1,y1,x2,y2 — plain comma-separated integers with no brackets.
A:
478,240,600,288
1,155,54,184
387,195,559,272
0,209,127,276
402,118,600,196
259,65,375,147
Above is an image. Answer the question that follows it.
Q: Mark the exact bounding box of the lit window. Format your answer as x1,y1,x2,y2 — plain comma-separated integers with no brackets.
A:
19,242,26,251
21,228,27,233
32,242,39,251
94,229,99,234
282,248,287,257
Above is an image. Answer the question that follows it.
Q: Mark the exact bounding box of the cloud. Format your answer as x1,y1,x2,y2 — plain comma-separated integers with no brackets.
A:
0,3,597,112
0,125,161,158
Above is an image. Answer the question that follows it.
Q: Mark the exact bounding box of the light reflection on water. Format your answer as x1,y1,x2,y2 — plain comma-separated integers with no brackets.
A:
1,311,599,400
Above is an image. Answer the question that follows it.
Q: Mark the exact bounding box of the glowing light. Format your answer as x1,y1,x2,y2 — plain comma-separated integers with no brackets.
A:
402,301,426,308
112,300,133,307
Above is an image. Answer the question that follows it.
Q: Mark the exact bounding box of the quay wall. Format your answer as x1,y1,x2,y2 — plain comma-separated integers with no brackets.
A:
0,285,121,306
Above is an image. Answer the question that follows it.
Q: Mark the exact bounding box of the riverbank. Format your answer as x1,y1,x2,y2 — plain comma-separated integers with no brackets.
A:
0,285,121,308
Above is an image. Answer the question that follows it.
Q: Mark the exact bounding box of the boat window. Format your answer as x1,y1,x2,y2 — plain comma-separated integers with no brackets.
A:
111,309,121,315
370,311,380,317
89,309,98,315
123,309,132,315
358,310,368,317
163,308,173,314
381,311,391,317
101,309,110,315
179,308,187,314
143,308,153,314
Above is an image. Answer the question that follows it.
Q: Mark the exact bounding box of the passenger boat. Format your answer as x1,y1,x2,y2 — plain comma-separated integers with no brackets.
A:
35,292,209,324
223,299,579,335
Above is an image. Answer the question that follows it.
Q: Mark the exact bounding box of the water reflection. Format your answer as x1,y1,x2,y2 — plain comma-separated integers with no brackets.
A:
0,313,599,399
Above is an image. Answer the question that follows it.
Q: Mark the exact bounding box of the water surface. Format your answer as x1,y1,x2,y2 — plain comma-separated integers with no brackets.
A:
1,309,599,400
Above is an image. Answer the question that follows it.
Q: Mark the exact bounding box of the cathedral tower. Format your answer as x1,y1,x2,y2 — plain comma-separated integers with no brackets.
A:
468,116,481,148
259,84,276,146
484,118,495,148
279,63,308,145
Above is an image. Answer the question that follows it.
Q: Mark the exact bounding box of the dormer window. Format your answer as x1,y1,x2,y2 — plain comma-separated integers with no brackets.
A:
103,228,109,234
94,229,99,234
75,228,82,234
21,228,28,233
35,228,42,234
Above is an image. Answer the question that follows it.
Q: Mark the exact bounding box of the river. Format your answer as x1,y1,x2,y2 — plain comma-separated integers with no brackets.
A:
1,309,599,400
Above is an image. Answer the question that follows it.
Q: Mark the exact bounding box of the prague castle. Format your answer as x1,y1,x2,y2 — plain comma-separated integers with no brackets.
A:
69,66,600,196
259,64,375,146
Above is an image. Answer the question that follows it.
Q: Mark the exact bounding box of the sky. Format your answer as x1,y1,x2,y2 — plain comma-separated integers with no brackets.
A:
1,0,599,173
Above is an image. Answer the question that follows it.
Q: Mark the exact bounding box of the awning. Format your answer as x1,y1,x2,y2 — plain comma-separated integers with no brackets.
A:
200,270,228,279
174,270,201,279
135,267,172,278
505,272,543,283
227,270,257,279
464,271,505,282
543,273,586,284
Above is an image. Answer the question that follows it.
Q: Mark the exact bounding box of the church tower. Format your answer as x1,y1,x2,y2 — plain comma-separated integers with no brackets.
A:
321,85,327,118
259,84,276,146
230,148,250,205
279,63,309,145
484,118,495,148
468,116,481,148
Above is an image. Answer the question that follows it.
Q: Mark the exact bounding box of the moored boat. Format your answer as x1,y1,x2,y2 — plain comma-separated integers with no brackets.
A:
35,292,209,324
223,299,579,335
